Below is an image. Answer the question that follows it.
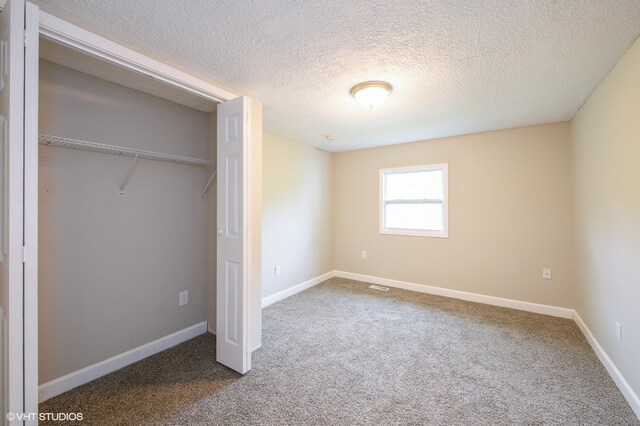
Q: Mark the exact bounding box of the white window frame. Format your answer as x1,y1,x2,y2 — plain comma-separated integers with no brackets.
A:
379,163,449,238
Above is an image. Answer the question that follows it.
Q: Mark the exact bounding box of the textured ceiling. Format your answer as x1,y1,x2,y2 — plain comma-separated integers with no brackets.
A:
32,0,640,152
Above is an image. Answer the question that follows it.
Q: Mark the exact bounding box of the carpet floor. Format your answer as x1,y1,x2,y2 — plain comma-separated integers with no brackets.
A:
40,278,639,425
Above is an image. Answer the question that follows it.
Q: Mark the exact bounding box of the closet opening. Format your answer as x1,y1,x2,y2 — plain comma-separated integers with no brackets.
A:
37,36,221,399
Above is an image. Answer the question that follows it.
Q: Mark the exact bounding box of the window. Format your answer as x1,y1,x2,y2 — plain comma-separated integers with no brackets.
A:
380,164,448,238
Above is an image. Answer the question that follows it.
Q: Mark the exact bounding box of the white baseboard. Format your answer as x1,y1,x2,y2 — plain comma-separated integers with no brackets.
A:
38,321,207,403
263,269,573,318
573,311,640,419
334,271,574,318
261,271,334,308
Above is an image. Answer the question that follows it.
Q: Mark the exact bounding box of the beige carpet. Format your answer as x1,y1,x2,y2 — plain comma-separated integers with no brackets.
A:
40,278,639,425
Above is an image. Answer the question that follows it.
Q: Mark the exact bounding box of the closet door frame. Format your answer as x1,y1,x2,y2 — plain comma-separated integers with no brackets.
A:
27,6,262,404
0,0,39,422
38,11,237,104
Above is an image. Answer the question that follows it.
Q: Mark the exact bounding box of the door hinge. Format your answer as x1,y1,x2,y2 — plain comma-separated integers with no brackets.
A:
24,30,27,46
22,246,27,263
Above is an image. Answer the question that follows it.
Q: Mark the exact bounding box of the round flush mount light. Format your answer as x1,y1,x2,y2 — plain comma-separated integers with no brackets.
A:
350,81,393,108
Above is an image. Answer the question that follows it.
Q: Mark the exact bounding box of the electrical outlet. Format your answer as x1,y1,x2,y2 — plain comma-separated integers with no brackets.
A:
275,265,281,276
542,268,552,280
361,250,367,259
616,322,622,343
179,290,188,307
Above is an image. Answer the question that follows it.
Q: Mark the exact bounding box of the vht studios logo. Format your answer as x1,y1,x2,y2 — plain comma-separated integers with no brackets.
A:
6,412,84,422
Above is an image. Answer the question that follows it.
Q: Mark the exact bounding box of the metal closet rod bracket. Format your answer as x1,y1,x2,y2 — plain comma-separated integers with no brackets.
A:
201,170,217,197
119,154,139,196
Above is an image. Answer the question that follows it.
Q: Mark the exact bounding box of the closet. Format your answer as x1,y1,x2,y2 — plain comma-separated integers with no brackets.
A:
34,11,261,407
38,39,217,388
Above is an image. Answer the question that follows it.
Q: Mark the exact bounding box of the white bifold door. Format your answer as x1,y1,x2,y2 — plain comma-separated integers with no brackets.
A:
216,96,253,374
0,0,39,423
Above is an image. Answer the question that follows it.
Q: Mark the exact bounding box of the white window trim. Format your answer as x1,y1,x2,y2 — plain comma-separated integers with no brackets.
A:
379,163,449,238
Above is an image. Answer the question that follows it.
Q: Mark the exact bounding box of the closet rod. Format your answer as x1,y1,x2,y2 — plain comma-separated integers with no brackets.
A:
39,134,213,167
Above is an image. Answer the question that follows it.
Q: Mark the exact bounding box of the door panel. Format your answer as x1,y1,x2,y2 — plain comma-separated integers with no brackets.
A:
216,96,250,374
225,155,240,237
224,260,239,345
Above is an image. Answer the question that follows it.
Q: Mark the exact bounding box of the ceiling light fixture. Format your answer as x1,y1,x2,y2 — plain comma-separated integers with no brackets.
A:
350,81,393,108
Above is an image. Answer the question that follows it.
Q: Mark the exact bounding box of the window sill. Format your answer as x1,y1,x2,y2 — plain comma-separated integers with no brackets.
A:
380,228,449,238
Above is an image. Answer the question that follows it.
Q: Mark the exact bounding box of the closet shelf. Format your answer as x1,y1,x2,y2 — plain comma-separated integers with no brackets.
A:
39,134,213,167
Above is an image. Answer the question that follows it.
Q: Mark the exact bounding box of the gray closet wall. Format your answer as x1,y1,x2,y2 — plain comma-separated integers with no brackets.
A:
39,60,214,383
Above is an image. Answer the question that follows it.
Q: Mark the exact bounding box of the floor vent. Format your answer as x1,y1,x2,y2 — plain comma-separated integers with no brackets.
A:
369,285,389,292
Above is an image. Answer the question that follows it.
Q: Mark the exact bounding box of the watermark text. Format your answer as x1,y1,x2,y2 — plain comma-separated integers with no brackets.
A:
6,412,83,422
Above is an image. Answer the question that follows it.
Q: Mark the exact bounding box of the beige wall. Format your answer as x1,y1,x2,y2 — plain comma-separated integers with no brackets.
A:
571,37,640,399
334,123,575,308
39,61,212,383
262,133,333,298
250,100,263,350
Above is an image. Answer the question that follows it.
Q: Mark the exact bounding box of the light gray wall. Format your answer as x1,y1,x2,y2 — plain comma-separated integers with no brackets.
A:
571,36,640,401
333,123,576,308
206,113,217,332
261,132,333,299
39,60,213,383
